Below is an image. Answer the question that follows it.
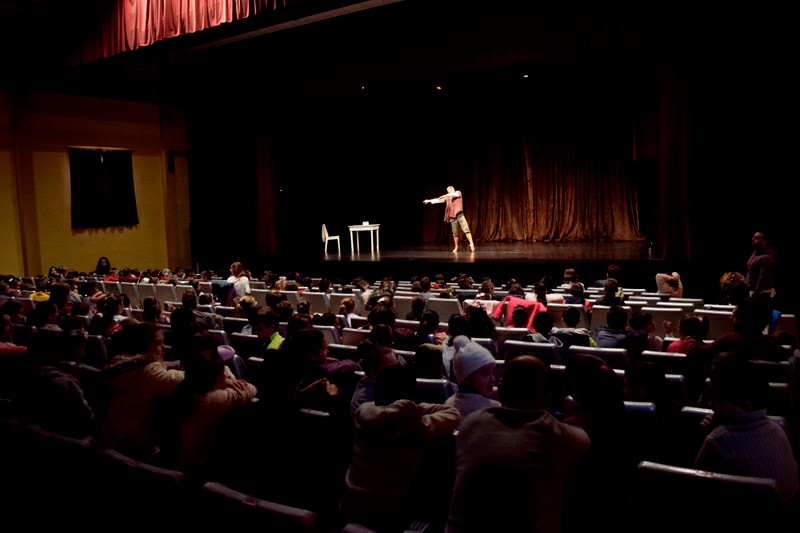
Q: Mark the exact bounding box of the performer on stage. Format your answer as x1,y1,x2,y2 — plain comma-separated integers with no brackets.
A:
423,185,476,253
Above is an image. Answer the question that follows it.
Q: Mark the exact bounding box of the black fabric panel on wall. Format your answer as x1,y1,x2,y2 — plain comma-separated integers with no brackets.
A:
69,148,139,228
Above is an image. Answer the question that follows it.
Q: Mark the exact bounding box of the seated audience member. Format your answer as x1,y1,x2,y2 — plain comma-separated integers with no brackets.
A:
523,311,563,348
595,277,625,306
551,305,595,349
562,353,632,533
366,305,416,351
464,306,497,349
445,336,500,426
655,271,684,298
312,310,340,330
15,329,95,439
98,322,185,460
593,263,623,288
627,311,665,355
687,297,791,406
0,299,27,326
441,314,470,383
25,300,61,331
294,296,312,318
563,281,592,318
264,289,288,312
350,342,399,419
594,306,649,363
413,342,451,383
88,293,124,337
447,355,590,533
694,352,799,506
234,295,259,334
492,283,546,330
141,296,169,325
458,278,500,304
667,315,707,354
594,304,631,348
181,290,223,330
529,278,565,304
561,267,583,289
341,364,461,532
273,299,295,323
287,327,358,414
0,313,27,356
47,281,73,317
155,332,257,477
623,361,682,459
718,271,749,306
510,305,530,329
338,296,360,329
366,322,394,349
406,294,427,321
284,312,313,339
410,309,445,348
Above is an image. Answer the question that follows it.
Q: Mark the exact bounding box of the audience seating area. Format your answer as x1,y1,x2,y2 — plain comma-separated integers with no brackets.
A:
2,272,799,532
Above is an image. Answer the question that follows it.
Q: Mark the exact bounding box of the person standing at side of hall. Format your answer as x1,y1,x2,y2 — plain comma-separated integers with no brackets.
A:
746,230,776,304
423,185,476,253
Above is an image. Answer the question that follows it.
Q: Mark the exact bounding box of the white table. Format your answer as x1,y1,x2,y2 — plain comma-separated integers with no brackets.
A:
349,223,380,252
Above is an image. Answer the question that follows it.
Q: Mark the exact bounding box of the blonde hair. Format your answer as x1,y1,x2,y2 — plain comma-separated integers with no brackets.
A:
339,296,357,315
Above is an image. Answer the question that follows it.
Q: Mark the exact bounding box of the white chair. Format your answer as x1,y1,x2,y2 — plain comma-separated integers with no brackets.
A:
119,282,141,308
341,327,370,347
502,340,561,364
589,305,632,337
303,291,330,313
776,314,798,338
640,306,686,339
655,300,696,313
279,290,303,309
137,283,157,304
327,343,359,361
392,296,415,319
546,303,589,329
425,297,465,319
693,309,734,339
155,284,178,304
322,224,340,254
313,324,341,345
250,289,269,308
567,345,630,369
330,293,359,316
495,327,532,348
395,318,421,332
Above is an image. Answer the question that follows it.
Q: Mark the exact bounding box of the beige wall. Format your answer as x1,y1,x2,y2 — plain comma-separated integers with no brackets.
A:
0,91,189,277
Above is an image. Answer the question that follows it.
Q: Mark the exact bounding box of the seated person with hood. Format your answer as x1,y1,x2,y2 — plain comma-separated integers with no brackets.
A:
445,336,500,426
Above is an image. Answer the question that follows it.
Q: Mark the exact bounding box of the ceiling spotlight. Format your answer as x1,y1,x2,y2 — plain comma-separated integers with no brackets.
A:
435,85,442,91
523,74,529,78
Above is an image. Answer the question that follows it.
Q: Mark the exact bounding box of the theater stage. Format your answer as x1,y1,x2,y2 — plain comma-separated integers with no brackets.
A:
306,240,671,292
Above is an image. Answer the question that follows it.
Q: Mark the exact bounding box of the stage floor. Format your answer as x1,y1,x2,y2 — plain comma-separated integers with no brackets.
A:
321,241,652,264
307,240,665,290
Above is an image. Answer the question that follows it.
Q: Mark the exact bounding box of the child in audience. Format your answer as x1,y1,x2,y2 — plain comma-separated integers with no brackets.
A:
445,336,500,426
341,364,460,531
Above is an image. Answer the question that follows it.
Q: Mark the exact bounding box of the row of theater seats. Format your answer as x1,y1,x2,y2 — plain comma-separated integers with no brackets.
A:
1,395,792,533
0,413,322,532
